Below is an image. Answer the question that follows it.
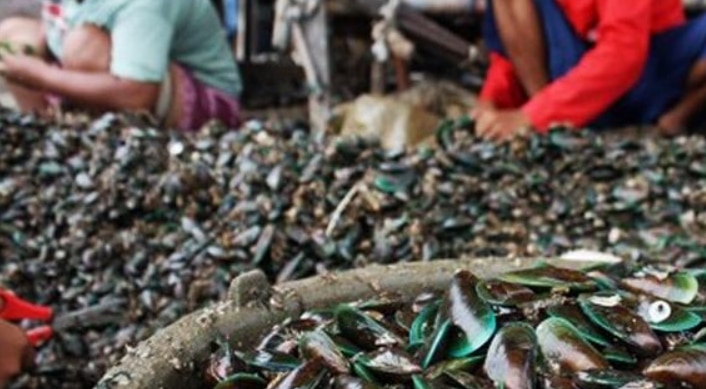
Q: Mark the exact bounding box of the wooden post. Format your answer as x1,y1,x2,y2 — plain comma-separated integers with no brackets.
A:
299,4,332,134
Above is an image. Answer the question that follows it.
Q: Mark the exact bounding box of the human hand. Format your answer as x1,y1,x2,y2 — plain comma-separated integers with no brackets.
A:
656,111,686,137
0,320,33,388
474,106,532,142
0,53,49,90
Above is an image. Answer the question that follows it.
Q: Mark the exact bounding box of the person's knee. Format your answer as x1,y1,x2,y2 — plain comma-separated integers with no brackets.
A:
62,24,111,72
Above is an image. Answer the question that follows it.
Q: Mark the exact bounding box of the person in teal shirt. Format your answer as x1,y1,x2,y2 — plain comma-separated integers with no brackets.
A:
0,0,243,130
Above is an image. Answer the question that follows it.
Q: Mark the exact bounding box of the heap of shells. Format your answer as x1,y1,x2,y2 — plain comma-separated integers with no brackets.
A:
204,264,706,389
1,110,706,388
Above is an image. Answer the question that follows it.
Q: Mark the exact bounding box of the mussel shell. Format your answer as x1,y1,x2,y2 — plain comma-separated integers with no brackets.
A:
484,322,537,389
541,375,576,389
409,300,441,349
643,345,706,389
441,371,494,389
412,374,447,389
242,350,300,372
476,279,536,307
357,348,422,383
335,305,403,350
572,369,646,389
425,356,484,380
374,172,416,194
206,343,249,385
602,345,637,367
352,361,379,385
412,375,432,389
579,293,662,357
359,299,407,316
421,319,452,369
331,334,363,358
299,330,350,374
621,271,698,305
444,271,496,358
334,375,381,389
636,299,702,333
546,305,609,347
269,359,327,389
214,373,267,389
499,265,596,291
536,317,609,375
258,319,322,351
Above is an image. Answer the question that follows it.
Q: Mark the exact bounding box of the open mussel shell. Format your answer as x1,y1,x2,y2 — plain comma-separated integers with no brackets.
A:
441,271,497,359
536,317,609,375
579,293,663,357
621,270,699,305
546,305,610,347
498,265,596,292
636,299,702,333
476,279,536,307
572,370,648,389
484,322,537,389
214,373,267,389
643,345,706,388
299,330,350,374
335,304,403,350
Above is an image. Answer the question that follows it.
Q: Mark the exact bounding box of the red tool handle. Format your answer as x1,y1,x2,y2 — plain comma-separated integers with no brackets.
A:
0,289,53,321
26,326,54,347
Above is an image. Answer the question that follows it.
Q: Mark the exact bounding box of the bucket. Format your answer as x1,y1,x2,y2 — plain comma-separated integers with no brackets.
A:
97,257,599,389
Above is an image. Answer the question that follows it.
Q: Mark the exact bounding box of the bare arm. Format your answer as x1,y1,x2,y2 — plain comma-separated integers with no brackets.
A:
492,0,548,97
40,66,159,112
2,55,159,113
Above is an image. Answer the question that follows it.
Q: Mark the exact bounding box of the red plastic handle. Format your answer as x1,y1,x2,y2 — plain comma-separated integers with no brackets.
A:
0,290,53,321
26,326,54,347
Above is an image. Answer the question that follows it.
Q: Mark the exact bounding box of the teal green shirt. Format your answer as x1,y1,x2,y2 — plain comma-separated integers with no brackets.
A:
45,0,242,97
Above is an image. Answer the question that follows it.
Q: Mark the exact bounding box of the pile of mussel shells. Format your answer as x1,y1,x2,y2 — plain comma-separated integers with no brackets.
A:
3,109,706,388
206,264,706,389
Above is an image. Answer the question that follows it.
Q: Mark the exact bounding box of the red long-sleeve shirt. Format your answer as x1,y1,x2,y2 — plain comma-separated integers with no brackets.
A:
480,0,685,131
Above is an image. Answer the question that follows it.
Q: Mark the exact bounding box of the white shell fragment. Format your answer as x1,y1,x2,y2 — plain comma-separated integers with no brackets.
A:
589,294,622,307
560,249,623,264
647,300,672,324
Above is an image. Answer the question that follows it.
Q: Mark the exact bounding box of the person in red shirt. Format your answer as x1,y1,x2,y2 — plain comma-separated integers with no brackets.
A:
474,0,706,140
